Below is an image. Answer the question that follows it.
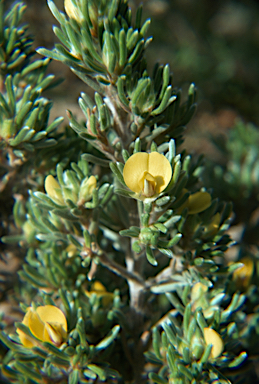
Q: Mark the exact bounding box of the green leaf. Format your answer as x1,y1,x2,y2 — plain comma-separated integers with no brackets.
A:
228,351,247,368
42,342,71,362
149,373,168,384
95,325,120,350
69,369,79,384
15,362,42,381
110,162,126,185
120,226,140,237
146,245,157,266
87,364,106,381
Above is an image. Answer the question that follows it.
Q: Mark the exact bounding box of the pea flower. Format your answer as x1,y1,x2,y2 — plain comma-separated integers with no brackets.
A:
232,257,254,289
85,281,114,307
44,175,65,205
203,327,224,358
17,305,67,348
187,191,211,214
203,212,221,237
123,152,172,199
178,190,211,214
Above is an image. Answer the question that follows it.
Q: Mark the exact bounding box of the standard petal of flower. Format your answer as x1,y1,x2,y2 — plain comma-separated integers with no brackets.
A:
187,191,211,214
148,152,172,193
123,152,149,193
36,305,67,334
17,308,37,348
27,309,47,342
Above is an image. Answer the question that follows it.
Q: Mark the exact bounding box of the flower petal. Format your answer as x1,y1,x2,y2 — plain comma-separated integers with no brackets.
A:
204,327,224,358
123,152,149,193
17,308,37,348
36,305,67,333
27,309,47,342
187,191,211,214
147,152,172,193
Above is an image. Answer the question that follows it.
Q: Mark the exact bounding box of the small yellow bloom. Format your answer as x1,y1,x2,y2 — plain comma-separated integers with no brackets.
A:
203,327,224,358
17,305,67,348
187,191,211,214
85,281,114,307
123,152,172,198
191,282,208,303
233,257,254,289
64,0,83,23
178,190,211,214
44,175,65,205
203,212,221,237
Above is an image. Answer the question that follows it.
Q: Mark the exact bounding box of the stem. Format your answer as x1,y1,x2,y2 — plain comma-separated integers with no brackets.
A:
96,249,145,288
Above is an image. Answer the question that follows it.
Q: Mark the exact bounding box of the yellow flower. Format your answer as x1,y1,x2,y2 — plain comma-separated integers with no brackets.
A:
64,0,83,23
178,190,211,214
232,257,254,289
203,212,221,237
191,282,208,311
17,305,67,348
203,327,224,358
85,281,114,307
123,152,172,198
44,175,65,205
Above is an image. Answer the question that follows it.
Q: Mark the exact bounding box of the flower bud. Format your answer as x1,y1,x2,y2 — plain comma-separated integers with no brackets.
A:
233,257,254,289
204,327,224,358
44,175,65,205
78,175,97,204
64,0,83,23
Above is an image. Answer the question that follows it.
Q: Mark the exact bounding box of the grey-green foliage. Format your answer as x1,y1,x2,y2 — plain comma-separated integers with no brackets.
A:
148,288,247,384
0,1,252,384
0,1,66,200
0,1,62,149
39,0,197,157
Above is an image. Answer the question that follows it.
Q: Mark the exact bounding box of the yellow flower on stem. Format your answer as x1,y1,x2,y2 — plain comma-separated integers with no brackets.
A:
203,327,224,358
17,305,67,348
123,152,172,199
44,175,65,205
